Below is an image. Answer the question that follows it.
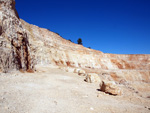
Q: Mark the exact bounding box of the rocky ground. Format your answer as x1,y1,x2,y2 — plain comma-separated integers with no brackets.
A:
0,66,150,113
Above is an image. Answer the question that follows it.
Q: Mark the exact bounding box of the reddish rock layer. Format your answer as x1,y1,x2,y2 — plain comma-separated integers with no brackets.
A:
0,0,149,82
20,19,150,82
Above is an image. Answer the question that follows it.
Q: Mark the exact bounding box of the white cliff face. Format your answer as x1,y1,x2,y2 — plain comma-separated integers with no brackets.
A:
0,0,33,72
20,19,150,82
0,0,149,82
21,19,104,68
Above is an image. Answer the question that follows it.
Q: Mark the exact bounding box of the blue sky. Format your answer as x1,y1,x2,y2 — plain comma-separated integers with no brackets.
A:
16,0,150,54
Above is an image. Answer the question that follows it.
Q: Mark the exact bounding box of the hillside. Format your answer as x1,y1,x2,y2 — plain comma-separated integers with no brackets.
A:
0,0,150,113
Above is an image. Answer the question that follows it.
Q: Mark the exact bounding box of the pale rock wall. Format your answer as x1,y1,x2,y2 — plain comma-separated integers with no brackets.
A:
0,0,33,72
21,19,150,82
21,19,104,68
1,0,149,82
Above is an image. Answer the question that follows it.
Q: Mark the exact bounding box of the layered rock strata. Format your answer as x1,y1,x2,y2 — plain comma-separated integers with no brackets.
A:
0,0,149,84
21,19,150,82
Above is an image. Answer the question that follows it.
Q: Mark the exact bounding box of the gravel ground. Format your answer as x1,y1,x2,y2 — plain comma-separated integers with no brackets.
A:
0,67,150,113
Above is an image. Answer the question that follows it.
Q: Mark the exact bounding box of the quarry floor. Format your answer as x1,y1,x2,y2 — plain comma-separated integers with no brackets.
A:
0,66,150,113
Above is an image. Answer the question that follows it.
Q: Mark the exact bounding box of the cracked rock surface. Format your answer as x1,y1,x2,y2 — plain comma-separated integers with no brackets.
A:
0,0,33,72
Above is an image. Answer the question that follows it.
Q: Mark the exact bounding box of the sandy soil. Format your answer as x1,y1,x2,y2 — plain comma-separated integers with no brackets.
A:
0,66,150,113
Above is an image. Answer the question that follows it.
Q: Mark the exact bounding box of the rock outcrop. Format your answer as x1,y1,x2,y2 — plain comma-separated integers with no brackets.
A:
0,0,149,84
0,0,33,72
20,19,150,82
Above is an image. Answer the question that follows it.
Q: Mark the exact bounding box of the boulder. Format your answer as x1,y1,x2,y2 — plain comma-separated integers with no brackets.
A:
78,69,86,76
85,73,101,83
100,81,122,96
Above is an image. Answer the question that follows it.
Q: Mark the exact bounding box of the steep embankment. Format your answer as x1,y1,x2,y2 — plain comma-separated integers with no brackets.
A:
0,0,33,72
21,19,150,82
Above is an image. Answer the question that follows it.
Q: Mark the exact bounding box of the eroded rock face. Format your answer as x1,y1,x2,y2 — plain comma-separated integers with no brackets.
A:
1,0,149,83
0,0,33,72
21,19,150,82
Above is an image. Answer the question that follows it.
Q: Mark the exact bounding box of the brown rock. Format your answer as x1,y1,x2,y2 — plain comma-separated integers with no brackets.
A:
100,81,122,96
